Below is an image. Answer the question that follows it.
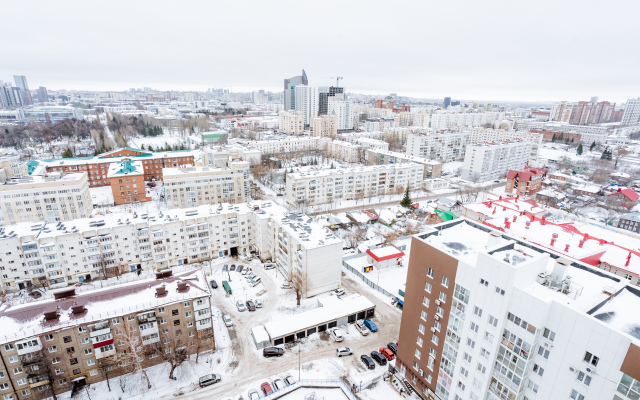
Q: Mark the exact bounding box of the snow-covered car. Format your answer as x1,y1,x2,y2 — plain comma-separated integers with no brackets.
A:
334,288,346,297
223,314,233,327
283,374,296,386
264,263,276,270
354,321,369,336
273,378,286,391
329,328,345,342
247,389,260,400
241,268,250,275
254,299,263,308
236,301,246,312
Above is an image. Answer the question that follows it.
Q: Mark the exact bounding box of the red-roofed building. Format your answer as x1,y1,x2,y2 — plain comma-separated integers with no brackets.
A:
366,246,405,269
607,188,640,209
505,166,547,196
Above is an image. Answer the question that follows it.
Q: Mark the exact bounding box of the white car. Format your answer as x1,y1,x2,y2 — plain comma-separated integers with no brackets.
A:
354,321,369,336
334,288,346,297
336,347,353,357
254,299,263,308
273,378,286,391
283,374,296,386
248,389,260,400
223,314,233,327
236,301,246,312
329,328,345,342
241,268,250,276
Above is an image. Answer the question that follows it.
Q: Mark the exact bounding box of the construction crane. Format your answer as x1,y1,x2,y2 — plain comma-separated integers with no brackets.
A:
331,76,343,89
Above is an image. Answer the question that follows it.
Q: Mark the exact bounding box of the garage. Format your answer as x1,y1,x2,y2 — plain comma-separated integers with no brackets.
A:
262,294,376,345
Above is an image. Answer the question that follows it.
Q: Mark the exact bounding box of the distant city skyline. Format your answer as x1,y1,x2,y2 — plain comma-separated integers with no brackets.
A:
1,0,639,104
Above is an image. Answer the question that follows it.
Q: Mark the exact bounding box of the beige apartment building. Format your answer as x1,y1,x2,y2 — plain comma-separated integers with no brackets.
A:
0,155,27,180
278,110,304,135
310,115,338,139
163,162,250,208
0,172,92,225
0,270,214,399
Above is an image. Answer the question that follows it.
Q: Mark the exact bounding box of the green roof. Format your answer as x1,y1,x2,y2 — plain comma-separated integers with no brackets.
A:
435,208,457,222
113,159,138,175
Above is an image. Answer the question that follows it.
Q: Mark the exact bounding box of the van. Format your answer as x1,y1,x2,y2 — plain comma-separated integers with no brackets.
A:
198,373,221,387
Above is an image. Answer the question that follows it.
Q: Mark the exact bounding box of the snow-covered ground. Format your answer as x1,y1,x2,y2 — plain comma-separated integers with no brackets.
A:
128,134,185,150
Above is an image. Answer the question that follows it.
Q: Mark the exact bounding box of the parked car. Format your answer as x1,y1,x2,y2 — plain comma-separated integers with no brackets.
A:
329,328,345,342
387,342,398,355
360,354,375,370
249,278,261,287
236,301,246,312
254,299,263,308
336,347,353,357
245,272,256,280
370,351,387,366
283,374,296,386
264,263,276,270
246,300,256,311
147,181,156,187
263,347,284,358
277,193,284,196
273,378,286,391
223,314,233,327
198,373,221,387
247,389,260,400
242,267,251,275
363,319,378,332
281,282,292,289
334,288,346,297
379,347,395,360
236,265,244,273
230,264,236,271
222,265,228,272
261,382,274,396
210,280,218,289
354,321,369,336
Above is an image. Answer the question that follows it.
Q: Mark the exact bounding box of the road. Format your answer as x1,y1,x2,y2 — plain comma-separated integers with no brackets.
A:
172,261,403,400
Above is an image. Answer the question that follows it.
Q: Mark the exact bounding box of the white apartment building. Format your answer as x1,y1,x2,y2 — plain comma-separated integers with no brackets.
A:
294,86,319,126
310,115,338,139
463,128,543,160
202,145,261,167
513,120,546,131
163,163,250,208
406,131,474,163
366,149,442,178
0,154,27,179
364,118,398,131
622,98,640,126
0,172,92,225
398,112,430,127
338,131,385,144
326,140,363,163
247,136,329,155
461,140,531,181
430,111,506,130
0,201,342,297
286,163,424,206
278,110,305,135
327,95,354,130
397,219,640,400
355,138,389,152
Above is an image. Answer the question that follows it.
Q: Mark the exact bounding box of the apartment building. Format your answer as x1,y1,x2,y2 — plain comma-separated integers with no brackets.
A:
463,128,542,160
405,131,473,163
294,86,318,126
247,136,329,155
461,140,531,181
0,172,92,226
0,270,214,399
430,112,505,130
22,106,84,122
108,159,151,205
622,98,640,126
286,163,424,206
338,131,385,144
504,167,547,196
0,154,27,179
398,112,430,127
364,118,398,132
327,95,354,130
201,146,261,167
532,122,611,145
355,138,389,152
278,110,305,135
310,115,338,139
397,218,640,400
366,149,442,178
36,147,197,188
163,162,250,208
326,141,363,163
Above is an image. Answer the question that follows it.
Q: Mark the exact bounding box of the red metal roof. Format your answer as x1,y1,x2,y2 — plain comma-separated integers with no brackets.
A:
366,248,405,262
608,188,640,201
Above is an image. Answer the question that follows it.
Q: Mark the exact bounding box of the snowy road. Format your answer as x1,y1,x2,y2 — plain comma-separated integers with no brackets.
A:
159,263,403,399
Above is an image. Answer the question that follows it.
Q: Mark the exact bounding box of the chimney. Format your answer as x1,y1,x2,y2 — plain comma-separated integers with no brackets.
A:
155,286,167,297
512,215,517,222
488,231,502,248
564,244,570,252
578,239,585,248
177,281,189,292
551,232,558,246
72,304,86,315
44,310,59,321
53,288,76,300
541,216,547,225
525,221,531,229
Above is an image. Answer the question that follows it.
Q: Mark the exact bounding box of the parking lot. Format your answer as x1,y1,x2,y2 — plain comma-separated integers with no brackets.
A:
181,257,403,400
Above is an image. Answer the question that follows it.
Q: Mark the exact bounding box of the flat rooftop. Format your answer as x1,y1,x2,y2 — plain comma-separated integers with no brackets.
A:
0,172,86,188
288,162,421,180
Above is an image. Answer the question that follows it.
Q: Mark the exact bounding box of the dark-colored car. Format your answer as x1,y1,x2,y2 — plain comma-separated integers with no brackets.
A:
222,265,228,272
370,351,387,366
147,181,156,188
210,280,218,289
230,264,236,271
236,265,244,273
198,373,221,387
261,382,274,396
246,300,256,311
387,342,398,355
360,354,375,370
263,347,284,358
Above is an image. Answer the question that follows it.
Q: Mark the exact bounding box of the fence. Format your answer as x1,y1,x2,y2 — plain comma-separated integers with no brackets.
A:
255,378,358,400
342,254,395,299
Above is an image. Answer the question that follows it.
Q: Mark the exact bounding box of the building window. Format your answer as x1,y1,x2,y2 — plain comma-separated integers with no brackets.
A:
543,328,556,341
427,268,434,278
473,306,483,317
570,390,584,400
583,352,599,366
441,276,449,288
425,282,432,293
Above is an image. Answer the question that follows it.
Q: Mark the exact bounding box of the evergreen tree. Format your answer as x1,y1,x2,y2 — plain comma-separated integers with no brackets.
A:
590,141,596,151
62,148,73,158
577,144,583,155
140,144,145,150
551,133,556,142
400,186,412,208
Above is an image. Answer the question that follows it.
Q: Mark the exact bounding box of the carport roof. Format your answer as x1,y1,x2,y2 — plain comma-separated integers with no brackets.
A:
263,294,375,339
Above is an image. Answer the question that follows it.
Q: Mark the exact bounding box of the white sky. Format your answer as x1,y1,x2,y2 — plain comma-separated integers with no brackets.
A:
1,0,639,103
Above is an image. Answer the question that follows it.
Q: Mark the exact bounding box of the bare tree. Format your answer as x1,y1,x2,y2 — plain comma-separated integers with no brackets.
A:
115,326,152,389
383,230,400,245
613,146,630,169
291,266,308,306
145,330,189,380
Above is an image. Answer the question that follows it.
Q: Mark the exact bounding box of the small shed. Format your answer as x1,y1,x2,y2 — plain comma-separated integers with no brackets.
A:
366,246,405,269
251,326,271,350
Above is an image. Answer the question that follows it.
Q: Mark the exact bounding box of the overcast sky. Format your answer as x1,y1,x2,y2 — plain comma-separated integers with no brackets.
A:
2,0,638,103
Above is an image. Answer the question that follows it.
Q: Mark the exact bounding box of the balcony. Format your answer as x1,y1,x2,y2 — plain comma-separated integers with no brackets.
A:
89,321,110,338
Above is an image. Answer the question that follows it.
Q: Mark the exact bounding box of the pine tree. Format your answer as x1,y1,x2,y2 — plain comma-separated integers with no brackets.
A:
552,133,556,142
577,143,583,155
590,141,596,151
400,187,412,208
62,148,73,158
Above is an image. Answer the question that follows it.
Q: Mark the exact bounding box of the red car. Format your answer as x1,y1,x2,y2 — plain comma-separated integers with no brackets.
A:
379,347,395,361
261,382,274,396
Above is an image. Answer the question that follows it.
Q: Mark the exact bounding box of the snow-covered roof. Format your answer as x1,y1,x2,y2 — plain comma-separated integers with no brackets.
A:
346,211,370,224
263,294,375,339
590,288,640,340
367,246,404,262
0,270,209,343
620,212,640,223
537,189,566,200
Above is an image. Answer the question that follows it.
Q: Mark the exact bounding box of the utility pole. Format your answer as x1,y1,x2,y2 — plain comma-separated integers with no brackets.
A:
298,341,301,381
